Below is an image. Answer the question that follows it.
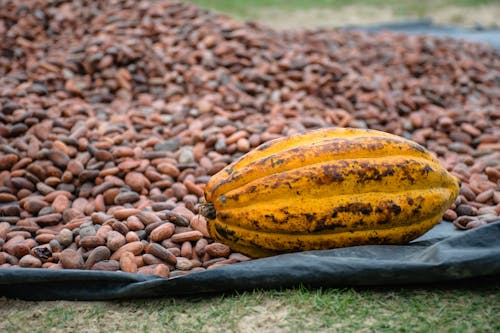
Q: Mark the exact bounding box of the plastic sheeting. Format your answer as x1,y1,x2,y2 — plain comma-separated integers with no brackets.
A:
348,19,500,49
0,221,499,300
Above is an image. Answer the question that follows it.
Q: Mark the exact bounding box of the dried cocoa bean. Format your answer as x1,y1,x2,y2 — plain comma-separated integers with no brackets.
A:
205,243,231,258
59,249,84,269
119,251,138,273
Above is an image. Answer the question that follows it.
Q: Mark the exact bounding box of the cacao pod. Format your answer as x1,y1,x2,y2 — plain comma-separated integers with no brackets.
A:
202,128,460,258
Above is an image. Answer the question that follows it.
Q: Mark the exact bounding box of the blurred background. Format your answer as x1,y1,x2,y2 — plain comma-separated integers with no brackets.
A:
186,0,500,29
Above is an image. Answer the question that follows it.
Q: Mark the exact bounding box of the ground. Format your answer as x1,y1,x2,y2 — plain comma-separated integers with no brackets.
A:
1,283,499,332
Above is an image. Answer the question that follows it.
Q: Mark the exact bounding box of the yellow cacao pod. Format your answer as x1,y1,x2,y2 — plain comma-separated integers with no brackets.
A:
202,127,460,258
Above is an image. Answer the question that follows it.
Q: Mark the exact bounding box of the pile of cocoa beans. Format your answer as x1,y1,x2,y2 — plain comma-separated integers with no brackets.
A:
0,0,498,276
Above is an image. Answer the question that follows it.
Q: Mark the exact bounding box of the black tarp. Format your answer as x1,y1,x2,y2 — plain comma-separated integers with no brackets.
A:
0,221,499,300
348,19,500,49
1,22,499,300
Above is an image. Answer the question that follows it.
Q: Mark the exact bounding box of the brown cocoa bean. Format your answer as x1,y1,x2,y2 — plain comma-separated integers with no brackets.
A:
35,233,55,244
0,193,17,202
125,231,140,243
157,163,180,178
19,254,42,268
149,223,175,242
171,231,203,243
138,264,169,277
194,238,208,257
476,189,494,203
91,260,120,271
31,244,52,261
190,215,210,238
80,236,105,249
52,195,70,213
181,241,193,259
136,211,161,225
56,228,73,246
84,246,111,269
60,249,84,269
0,222,10,240
207,259,239,270
175,257,193,271
0,154,19,171
205,243,231,258
443,209,458,221
145,243,177,265
229,253,251,262
106,230,126,251
124,216,144,231
142,253,165,265
113,208,141,220
109,241,144,260
124,172,146,192
119,251,138,273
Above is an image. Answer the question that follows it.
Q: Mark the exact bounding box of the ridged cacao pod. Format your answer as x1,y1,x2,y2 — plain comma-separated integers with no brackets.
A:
202,128,460,258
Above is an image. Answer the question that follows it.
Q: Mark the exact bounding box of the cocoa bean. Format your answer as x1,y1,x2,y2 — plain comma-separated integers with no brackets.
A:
113,208,141,220
31,244,52,261
181,241,193,259
443,209,458,221
136,211,161,225
125,231,140,243
60,249,84,269
149,223,175,242
19,254,42,268
190,215,210,238
0,193,17,202
123,216,144,231
138,264,169,278
84,246,111,269
175,257,193,271
205,243,231,258
171,231,203,243
106,230,126,251
80,236,105,249
119,251,138,273
91,260,120,271
142,253,165,265
56,228,73,246
194,239,208,257
145,243,177,265
229,253,251,262
476,189,494,203
109,241,144,260
0,154,18,171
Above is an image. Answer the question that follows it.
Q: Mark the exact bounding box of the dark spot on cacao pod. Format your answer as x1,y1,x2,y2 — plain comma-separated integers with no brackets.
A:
215,223,236,240
422,164,434,174
377,217,391,225
219,194,226,204
305,213,315,223
412,204,423,216
389,203,401,215
218,212,229,220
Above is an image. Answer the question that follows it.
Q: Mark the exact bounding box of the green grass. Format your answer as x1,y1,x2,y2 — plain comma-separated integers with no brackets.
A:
1,282,499,333
186,0,499,20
